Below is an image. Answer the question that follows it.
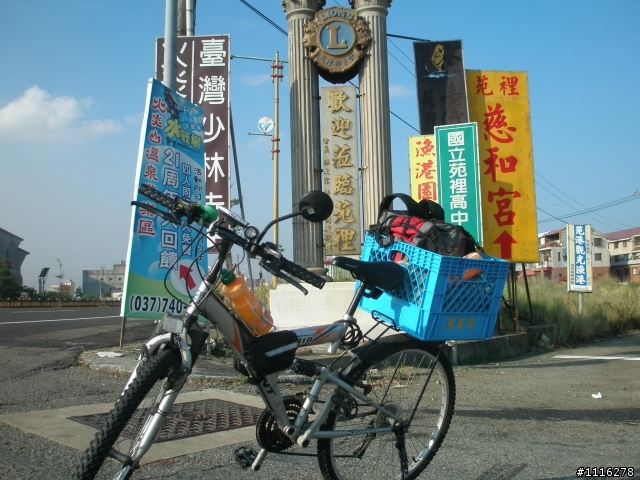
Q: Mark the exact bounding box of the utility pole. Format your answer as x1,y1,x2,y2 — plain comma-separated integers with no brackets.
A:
271,51,283,288
235,53,287,289
163,0,178,90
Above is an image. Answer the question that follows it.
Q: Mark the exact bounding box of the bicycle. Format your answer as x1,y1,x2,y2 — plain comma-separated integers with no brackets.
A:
74,184,456,480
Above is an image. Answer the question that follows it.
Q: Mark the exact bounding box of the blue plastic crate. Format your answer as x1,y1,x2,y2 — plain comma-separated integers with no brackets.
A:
358,233,510,341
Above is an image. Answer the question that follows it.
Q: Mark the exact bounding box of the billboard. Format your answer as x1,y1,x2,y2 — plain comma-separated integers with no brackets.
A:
414,40,469,135
466,70,537,262
321,85,361,256
156,35,230,210
121,79,207,319
567,224,593,292
435,123,483,245
409,135,438,202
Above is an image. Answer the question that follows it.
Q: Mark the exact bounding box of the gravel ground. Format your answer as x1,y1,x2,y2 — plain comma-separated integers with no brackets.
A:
1,330,638,479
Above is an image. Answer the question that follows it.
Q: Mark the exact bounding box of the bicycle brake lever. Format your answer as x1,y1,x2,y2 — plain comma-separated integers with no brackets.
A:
260,261,309,295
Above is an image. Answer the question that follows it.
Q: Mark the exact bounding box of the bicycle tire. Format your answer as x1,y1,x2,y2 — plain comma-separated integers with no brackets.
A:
317,334,455,480
74,347,182,480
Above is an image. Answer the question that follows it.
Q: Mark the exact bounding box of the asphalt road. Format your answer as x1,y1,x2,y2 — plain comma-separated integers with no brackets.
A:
0,306,126,347
0,307,156,384
0,307,637,479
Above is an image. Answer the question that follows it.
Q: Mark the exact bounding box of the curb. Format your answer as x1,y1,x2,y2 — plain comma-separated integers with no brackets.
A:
445,332,529,365
79,333,530,383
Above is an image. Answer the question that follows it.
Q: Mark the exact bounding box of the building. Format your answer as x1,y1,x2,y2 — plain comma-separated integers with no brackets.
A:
83,261,126,298
523,227,610,281
50,280,76,298
606,227,640,282
0,228,29,285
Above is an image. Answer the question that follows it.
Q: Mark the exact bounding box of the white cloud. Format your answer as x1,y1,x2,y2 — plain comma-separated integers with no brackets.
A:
239,74,272,86
389,84,415,98
0,86,121,140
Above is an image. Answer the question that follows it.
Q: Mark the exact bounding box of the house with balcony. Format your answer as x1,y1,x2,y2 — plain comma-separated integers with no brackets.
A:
606,227,640,282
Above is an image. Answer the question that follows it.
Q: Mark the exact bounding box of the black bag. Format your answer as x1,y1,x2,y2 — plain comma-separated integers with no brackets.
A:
369,193,478,257
241,330,298,378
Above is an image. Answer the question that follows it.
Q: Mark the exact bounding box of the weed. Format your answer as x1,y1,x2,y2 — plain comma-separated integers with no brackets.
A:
506,276,640,346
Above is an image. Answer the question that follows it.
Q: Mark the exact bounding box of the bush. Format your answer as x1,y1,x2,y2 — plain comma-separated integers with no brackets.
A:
508,276,640,346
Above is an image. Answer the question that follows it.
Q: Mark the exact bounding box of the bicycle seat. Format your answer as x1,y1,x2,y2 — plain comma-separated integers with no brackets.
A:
332,257,405,291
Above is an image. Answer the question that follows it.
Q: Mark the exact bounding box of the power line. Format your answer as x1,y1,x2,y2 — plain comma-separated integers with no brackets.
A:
391,110,419,133
534,176,632,230
238,0,288,36
536,206,567,226
538,194,640,224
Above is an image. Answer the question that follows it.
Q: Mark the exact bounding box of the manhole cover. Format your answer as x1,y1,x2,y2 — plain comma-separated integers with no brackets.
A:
69,398,263,442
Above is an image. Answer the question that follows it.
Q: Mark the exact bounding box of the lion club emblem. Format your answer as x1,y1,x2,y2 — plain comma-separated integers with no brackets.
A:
302,7,371,77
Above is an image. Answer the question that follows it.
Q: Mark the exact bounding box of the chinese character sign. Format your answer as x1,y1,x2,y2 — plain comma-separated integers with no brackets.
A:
414,40,469,135
121,79,207,320
567,224,592,292
466,70,537,262
321,86,361,256
434,124,483,245
409,135,439,202
156,35,230,210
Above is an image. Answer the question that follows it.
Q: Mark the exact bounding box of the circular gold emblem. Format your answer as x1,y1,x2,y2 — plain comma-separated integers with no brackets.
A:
302,7,371,75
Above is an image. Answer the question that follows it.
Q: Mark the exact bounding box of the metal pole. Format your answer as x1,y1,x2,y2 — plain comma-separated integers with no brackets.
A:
229,110,254,289
119,316,127,349
177,0,186,35
512,264,520,333
186,0,195,36
578,292,583,314
521,263,534,324
163,0,178,90
272,51,283,289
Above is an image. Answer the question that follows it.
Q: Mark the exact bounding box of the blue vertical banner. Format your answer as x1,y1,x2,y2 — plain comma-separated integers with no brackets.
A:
121,79,207,319
567,224,593,292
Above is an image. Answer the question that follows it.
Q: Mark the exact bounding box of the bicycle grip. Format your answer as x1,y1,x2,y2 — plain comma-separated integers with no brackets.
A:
280,258,326,289
138,183,174,209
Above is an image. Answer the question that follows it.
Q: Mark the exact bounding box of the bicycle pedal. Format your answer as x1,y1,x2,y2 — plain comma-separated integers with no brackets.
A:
234,446,257,469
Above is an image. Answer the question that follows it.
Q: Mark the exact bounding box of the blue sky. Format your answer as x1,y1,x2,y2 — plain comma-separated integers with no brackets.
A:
1,0,639,289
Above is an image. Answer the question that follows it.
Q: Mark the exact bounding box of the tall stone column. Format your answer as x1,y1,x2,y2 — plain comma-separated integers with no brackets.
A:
282,0,326,270
350,0,393,230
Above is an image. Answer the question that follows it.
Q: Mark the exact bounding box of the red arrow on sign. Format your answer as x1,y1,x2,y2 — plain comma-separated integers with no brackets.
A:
493,231,517,259
179,265,196,290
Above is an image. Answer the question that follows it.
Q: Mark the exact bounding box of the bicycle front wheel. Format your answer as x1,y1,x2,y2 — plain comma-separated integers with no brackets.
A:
74,347,182,480
317,335,455,480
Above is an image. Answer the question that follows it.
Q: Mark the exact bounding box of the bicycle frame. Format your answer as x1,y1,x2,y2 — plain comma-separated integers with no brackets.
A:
115,212,439,473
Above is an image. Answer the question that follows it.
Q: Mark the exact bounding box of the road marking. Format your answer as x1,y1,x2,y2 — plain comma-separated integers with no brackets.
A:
553,355,640,361
0,316,120,325
11,310,77,314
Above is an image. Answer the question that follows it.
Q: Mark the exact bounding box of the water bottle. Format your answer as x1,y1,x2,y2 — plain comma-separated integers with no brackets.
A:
220,268,274,336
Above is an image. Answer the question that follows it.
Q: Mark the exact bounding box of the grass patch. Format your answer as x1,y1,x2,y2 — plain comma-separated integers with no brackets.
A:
504,276,640,346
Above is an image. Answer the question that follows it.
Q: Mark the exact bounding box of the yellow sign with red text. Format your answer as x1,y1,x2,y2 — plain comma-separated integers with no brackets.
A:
408,135,438,203
466,70,538,262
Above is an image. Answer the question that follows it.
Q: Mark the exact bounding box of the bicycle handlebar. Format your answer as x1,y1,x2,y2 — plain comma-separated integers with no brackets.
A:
279,256,325,289
136,183,325,292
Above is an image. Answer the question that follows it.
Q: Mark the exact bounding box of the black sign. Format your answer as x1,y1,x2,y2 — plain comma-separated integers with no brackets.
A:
414,40,469,135
156,35,230,210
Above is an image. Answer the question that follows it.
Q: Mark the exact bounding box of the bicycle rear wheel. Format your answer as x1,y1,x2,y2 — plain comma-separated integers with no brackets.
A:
74,347,182,480
317,335,455,480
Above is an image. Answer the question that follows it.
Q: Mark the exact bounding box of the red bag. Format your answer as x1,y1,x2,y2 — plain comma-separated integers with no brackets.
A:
369,194,478,258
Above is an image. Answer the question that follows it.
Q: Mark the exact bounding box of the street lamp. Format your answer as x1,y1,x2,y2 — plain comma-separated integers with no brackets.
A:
55,258,63,308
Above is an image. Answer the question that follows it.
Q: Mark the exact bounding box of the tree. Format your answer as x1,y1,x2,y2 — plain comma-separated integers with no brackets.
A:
75,287,83,298
22,286,37,299
0,259,22,300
